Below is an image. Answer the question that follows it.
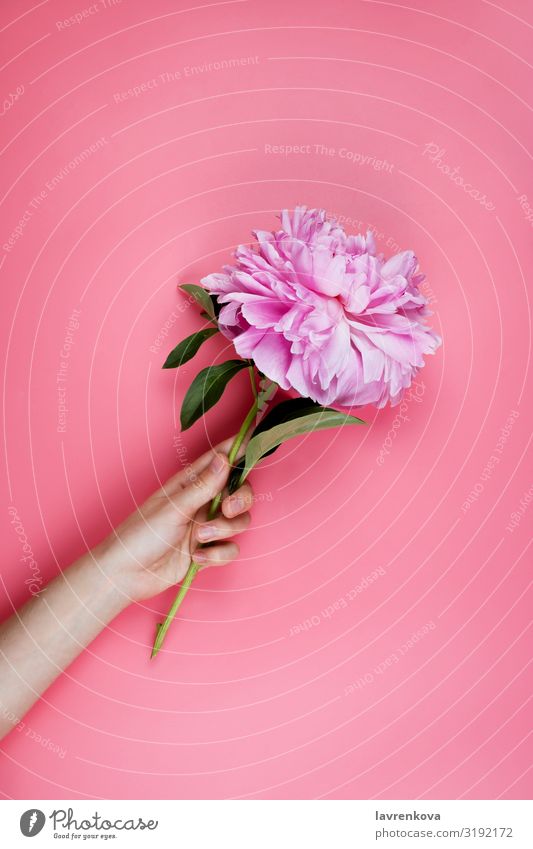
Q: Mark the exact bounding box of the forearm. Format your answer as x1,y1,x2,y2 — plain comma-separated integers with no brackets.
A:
0,553,127,740
0,444,250,739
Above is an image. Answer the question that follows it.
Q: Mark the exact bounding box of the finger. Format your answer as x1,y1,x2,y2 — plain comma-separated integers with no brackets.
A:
193,541,239,568
183,435,247,479
158,437,236,496
196,511,251,543
184,438,235,477
175,452,229,520
221,483,254,517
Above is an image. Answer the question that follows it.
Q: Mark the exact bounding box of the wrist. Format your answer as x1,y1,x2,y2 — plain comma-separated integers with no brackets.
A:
73,549,131,622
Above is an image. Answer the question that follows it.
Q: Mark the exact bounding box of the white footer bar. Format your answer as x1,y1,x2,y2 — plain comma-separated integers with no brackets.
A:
2,799,531,848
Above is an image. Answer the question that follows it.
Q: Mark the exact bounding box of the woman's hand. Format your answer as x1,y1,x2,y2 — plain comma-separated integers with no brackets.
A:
0,439,253,739
94,438,253,604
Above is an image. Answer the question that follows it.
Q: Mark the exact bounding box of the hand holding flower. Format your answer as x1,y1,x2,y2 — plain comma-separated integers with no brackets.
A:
154,206,442,655
0,441,253,739
96,438,254,606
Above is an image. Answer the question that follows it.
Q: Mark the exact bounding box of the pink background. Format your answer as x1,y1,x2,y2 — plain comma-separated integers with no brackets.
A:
1,0,531,800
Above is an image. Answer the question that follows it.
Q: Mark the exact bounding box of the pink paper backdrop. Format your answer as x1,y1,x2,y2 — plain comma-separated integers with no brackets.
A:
1,0,531,800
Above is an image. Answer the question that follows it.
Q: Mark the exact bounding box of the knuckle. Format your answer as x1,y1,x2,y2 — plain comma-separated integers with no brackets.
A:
191,469,216,494
192,473,207,491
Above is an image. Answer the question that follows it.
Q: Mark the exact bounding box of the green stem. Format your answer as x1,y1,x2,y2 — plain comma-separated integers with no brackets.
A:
248,364,258,399
151,561,200,658
208,396,259,519
150,390,260,658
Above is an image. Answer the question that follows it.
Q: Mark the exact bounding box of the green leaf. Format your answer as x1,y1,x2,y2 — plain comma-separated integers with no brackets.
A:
180,360,248,431
252,398,335,435
180,284,217,323
238,399,365,482
163,327,218,369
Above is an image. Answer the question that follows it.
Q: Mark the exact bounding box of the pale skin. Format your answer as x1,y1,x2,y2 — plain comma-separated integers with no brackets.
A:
0,440,252,741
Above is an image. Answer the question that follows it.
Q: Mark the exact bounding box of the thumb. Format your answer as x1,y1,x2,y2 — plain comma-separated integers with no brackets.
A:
178,452,229,520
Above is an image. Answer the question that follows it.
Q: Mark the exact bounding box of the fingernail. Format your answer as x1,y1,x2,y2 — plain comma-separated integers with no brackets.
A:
197,524,216,541
194,551,208,564
209,453,226,474
229,495,244,515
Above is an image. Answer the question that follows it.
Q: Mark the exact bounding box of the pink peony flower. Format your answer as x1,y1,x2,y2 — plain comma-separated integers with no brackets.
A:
202,207,441,408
